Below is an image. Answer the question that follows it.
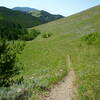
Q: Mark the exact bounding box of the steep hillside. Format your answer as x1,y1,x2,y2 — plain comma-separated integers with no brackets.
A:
29,10,64,24
0,7,40,28
12,7,38,12
34,5,100,35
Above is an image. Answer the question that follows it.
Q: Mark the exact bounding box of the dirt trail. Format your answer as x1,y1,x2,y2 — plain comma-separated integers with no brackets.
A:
40,70,76,100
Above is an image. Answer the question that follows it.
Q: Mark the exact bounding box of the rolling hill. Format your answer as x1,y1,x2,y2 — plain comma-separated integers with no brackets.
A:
12,7,38,12
34,5,100,35
29,10,64,24
12,7,64,24
0,7,41,28
0,6,64,28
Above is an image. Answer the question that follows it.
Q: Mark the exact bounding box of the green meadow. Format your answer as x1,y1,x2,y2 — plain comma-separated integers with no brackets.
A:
20,31,100,100
0,5,100,100
17,5,100,100
19,5,100,100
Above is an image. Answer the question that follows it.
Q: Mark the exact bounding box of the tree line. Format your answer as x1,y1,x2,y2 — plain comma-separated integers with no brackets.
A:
0,19,41,41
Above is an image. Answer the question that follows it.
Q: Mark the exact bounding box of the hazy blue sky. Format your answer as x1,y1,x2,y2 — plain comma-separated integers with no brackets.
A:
0,0,100,16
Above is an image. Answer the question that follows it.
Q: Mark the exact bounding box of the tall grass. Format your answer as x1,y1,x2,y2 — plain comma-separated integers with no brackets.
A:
70,32,100,100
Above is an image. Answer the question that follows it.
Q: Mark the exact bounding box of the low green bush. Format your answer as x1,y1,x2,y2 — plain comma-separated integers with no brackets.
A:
81,32,100,45
21,29,41,41
42,33,52,38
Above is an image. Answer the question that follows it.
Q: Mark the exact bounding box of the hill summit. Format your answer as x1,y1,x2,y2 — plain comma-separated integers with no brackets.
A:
12,7,38,12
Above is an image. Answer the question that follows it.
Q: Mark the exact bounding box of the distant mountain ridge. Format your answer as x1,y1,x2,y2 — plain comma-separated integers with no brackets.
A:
0,6,64,28
29,10,64,24
0,7,40,28
12,6,64,25
12,7,38,12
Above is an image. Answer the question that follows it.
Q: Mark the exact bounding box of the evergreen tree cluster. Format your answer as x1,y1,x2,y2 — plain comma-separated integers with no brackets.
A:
0,39,25,87
0,20,41,41
22,29,41,41
0,20,27,40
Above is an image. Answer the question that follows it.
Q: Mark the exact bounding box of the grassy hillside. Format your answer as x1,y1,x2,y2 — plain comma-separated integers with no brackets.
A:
0,5,100,100
24,5,99,100
34,5,100,35
0,7,40,28
19,32,100,100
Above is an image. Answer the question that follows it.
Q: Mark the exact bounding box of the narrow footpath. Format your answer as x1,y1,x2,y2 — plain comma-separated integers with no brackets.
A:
40,70,76,100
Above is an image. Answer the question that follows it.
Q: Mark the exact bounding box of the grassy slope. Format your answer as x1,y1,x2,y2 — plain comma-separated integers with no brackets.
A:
72,34,100,100
20,34,74,86
34,5,100,35
20,5,100,100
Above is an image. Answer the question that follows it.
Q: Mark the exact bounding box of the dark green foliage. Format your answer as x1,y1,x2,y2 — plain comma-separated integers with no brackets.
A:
0,7,40,28
21,29,41,41
0,7,63,28
0,20,28,40
0,38,25,87
81,32,100,45
30,29,41,39
0,20,41,41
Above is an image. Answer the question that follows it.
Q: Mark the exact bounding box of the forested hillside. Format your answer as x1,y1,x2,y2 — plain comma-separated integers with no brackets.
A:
0,7,40,28
29,10,64,24
0,20,28,40
0,7,64,28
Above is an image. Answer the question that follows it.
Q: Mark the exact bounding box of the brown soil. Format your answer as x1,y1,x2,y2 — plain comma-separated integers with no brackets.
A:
40,70,76,100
